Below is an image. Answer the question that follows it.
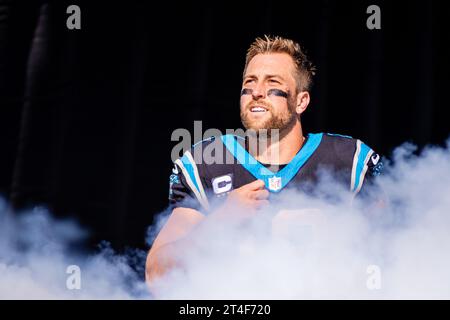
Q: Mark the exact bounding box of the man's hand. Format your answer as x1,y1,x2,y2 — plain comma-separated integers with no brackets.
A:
146,180,269,288
212,179,270,221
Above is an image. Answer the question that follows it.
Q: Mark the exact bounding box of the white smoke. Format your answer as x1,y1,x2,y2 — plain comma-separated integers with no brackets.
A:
150,139,450,299
0,200,150,299
1,139,449,299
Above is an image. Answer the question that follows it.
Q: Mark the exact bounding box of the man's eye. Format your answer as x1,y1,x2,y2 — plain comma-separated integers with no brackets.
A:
244,79,254,84
269,79,281,84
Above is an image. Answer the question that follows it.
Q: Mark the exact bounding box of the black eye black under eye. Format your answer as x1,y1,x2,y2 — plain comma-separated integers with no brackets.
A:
241,88,253,96
267,89,288,98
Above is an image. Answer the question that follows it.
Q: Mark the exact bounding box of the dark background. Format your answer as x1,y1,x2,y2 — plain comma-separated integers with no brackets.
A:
1,0,449,252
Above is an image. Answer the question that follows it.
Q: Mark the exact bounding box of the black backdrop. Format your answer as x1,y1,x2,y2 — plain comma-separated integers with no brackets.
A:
1,0,449,251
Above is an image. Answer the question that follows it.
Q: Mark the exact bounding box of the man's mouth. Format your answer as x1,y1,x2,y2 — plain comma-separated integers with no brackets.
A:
249,106,268,113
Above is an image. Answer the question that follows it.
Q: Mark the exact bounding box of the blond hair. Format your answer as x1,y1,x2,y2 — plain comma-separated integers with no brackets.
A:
244,35,316,92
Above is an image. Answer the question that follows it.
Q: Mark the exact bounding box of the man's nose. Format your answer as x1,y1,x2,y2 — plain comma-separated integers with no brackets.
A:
252,82,266,100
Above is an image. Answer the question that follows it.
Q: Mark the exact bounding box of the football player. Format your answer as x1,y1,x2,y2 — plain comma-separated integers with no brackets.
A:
146,35,383,287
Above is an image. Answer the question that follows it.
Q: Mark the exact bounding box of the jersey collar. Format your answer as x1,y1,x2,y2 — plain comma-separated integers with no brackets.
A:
221,133,323,192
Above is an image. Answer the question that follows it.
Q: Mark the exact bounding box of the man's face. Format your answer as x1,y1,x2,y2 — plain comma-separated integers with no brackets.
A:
240,53,299,134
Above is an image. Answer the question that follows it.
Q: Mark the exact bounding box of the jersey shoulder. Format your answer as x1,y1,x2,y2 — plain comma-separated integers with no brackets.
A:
172,135,245,212
317,133,383,193
322,133,358,157
321,132,378,161
190,134,246,180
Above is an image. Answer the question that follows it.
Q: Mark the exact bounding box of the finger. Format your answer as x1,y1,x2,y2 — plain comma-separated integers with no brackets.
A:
243,179,265,191
251,189,270,200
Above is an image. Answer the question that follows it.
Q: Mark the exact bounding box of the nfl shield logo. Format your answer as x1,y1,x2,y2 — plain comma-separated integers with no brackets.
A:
268,176,282,191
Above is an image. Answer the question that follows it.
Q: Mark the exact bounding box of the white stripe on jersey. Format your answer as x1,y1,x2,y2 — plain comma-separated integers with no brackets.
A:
351,139,374,195
174,151,210,211
184,150,210,209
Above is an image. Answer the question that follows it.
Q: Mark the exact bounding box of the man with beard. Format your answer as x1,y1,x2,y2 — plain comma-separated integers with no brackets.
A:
145,35,383,287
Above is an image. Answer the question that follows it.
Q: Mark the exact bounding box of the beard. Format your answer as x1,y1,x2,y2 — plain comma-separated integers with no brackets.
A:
240,96,298,137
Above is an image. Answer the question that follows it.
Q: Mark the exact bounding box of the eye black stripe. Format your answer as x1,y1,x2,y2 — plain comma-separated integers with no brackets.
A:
241,88,253,96
267,89,288,98
240,88,289,98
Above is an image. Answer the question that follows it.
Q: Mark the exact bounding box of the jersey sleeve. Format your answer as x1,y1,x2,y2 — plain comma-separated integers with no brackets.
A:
350,139,384,200
168,150,210,213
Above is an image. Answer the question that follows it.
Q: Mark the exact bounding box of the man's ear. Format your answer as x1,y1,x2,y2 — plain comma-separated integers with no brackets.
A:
296,91,310,115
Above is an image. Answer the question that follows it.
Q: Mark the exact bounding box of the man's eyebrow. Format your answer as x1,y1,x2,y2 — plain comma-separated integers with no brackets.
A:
243,74,286,81
265,74,285,81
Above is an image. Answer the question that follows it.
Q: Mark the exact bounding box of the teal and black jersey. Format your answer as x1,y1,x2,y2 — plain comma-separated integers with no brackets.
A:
168,133,383,213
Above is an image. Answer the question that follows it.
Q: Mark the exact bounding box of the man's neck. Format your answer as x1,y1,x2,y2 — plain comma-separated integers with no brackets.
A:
247,121,305,165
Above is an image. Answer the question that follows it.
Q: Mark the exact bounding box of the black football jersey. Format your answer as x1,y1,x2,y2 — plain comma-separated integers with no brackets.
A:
168,133,383,214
